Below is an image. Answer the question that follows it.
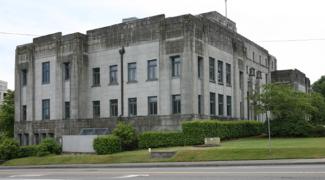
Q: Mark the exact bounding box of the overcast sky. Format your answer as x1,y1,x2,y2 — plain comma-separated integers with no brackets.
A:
1,0,325,90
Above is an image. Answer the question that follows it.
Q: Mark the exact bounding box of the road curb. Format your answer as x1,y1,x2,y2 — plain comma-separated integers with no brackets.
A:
1,159,325,169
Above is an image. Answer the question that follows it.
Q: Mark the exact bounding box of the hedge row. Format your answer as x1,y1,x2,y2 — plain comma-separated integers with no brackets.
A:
138,120,264,148
93,135,122,155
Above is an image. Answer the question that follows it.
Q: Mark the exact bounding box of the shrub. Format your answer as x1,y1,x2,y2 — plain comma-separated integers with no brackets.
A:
93,135,121,155
268,118,313,137
138,132,185,149
112,122,138,150
36,138,62,156
310,125,325,137
182,120,264,144
0,138,19,160
18,145,39,158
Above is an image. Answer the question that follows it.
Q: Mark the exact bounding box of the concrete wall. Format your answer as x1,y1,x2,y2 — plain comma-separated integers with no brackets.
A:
62,135,97,153
0,80,7,105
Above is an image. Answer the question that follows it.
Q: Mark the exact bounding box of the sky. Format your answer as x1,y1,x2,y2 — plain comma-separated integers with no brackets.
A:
1,0,325,90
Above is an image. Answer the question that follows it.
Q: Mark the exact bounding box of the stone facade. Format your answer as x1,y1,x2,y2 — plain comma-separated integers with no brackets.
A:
271,69,310,93
0,80,8,105
14,11,277,145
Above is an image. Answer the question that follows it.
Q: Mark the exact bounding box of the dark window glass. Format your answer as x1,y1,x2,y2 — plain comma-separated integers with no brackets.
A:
227,96,232,116
128,63,137,82
218,60,223,84
198,57,203,79
148,96,158,115
24,133,29,146
42,62,50,84
93,68,100,86
110,99,118,117
22,105,27,121
171,56,181,77
210,93,216,115
22,69,27,86
93,101,100,118
148,60,157,80
239,71,244,90
34,133,40,144
110,65,118,84
198,95,202,115
209,57,215,81
172,95,181,114
226,63,231,86
65,101,70,119
42,99,50,120
128,98,137,116
64,63,70,80
218,94,224,116
18,134,22,145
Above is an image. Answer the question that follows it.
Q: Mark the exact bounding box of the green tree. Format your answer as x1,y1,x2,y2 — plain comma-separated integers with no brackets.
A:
310,92,325,125
312,75,325,98
0,90,14,137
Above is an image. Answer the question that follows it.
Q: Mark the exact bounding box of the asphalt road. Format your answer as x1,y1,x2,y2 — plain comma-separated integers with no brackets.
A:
0,164,324,180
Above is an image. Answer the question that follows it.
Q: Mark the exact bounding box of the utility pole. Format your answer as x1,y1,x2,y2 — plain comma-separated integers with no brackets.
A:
119,46,125,117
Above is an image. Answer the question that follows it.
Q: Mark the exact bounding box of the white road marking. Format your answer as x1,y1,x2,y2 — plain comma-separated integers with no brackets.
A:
9,174,45,178
113,174,150,179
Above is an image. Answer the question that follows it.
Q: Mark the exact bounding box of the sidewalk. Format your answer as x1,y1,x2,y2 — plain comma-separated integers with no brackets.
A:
1,158,325,169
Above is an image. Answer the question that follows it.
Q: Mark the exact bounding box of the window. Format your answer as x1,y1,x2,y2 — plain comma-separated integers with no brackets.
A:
148,96,157,115
110,99,118,117
148,60,157,80
42,62,50,84
109,65,118,84
64,63,70,80
226,63,231,86
209,57,215,82
92,68,100,86
259,55,262,64
128,98,137,116
22,105,27,121
218,60,223,84
265,73,268,84
227,96,232,116
198,95,202,115
198,57,203,79
65,101,70,119
34,133,40,144
210,93,216,115
22,69,27,86
172,95,181,114
93,101,100,118
239,71,244,90
218,94,224,116
42,99,50,120
252,52,255,61
128,63,137,82
171,56,181,77
24,133,29,146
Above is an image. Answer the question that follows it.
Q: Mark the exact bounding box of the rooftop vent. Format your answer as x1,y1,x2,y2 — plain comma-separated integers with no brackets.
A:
122,17,138,23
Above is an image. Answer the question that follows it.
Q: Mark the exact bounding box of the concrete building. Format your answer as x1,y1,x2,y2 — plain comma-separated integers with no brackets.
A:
0,80,8,105
271,69,310,93
14,11,277,145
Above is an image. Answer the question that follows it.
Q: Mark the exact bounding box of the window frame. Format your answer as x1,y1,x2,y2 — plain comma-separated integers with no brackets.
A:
147,60,158,80
22,69,27,86
172,94,181,114
110,99,118,117
227,96,232,116
128,62,137,82
226,63,231,86
64,62,70,81
171,56,181,78
218,60,223,84
218,94,224,116
109,65,118,84
42,62,50,84
128,98,137,116
210,92,216,115
42,99,50,120
148,96,158,115
64,101,70,119
92,68,100,86
209,57,215,82
93,101,100,118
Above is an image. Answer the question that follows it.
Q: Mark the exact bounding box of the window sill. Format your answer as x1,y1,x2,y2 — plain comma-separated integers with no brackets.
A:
146,79,158,82
127,80,138,84
209,80,216,83
108,82,119,86
218,82,224,85
41,82,50,85
171,76,180,79
91,84,101,88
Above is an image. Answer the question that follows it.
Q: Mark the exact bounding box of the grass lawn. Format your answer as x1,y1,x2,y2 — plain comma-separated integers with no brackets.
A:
3,137,325,166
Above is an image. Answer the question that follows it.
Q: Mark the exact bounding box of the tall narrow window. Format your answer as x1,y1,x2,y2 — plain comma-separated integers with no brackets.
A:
93,101,100,118
42,99,50,120
128,63,137,82
226,63,231,86
92,68,100,86
64,63,70,80
24,134,29,146
65,101,70,119
209,57,215,82
128,98,137,116
198,57,203,79
148,60,157,80
210,93,216,115
22,69,27,86
171,56,181,77
239,71,244,90
252,52,255,61
109,65,118,84
218,60,223,84
22,105,27,121
148,96,157,115
227,96,232,116
218,94,224,116
172,95,181,114
42,62,50,84
110,99,118,117
198,95,202,115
